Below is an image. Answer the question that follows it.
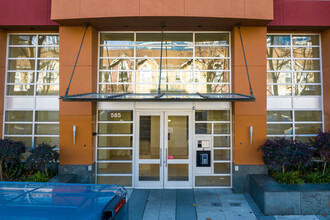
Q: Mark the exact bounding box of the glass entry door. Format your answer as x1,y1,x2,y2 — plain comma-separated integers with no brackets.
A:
135,111,192,188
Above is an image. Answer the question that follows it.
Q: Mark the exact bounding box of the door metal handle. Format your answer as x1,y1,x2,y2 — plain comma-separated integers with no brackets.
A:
165,148,168,167
160,148,162,167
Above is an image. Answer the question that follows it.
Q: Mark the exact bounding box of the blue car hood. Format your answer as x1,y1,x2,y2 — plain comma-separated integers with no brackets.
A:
0,182,126,220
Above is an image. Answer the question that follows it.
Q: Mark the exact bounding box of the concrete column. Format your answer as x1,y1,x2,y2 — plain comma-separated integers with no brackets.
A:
321,28,330,131
59,26,98,183
231,26,268,192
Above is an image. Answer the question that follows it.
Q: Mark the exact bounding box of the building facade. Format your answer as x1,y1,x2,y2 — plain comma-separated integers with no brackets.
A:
0,0,329,192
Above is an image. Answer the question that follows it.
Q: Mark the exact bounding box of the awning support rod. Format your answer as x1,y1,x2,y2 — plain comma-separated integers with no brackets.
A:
237,24,254,97
158,23,166,96
65,24,90,96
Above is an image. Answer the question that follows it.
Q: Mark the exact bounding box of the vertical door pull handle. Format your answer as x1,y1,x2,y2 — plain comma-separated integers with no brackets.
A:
160,148,162,167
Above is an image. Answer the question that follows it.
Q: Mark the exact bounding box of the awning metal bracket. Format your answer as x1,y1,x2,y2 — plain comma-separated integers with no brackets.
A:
64,23,90,96
237,23,254,97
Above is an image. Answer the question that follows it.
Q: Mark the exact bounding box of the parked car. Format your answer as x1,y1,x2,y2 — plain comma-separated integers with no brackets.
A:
0,182,127,220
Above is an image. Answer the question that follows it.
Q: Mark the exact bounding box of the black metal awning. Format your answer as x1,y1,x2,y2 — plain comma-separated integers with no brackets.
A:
60,92,255,102
61,23,255,103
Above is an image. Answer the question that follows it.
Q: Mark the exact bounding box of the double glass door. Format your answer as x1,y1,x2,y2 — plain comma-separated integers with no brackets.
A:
135,111,192,188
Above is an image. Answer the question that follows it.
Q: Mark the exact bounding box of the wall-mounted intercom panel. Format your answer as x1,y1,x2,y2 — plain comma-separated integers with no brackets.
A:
196,151,210,167
195,136,212,174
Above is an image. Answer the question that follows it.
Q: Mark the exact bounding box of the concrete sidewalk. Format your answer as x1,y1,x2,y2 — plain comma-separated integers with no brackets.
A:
124,189,328,220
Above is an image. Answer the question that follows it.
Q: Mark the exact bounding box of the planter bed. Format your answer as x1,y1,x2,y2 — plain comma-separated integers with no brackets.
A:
249,174,330,215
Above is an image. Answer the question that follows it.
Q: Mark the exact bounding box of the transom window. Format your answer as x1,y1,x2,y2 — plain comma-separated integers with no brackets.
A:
98,32,230,94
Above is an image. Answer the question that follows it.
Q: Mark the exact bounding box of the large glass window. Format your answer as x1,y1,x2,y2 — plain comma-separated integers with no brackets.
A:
266,34,323,143
98,32,230,94
4,34,59,148
267,35,321,96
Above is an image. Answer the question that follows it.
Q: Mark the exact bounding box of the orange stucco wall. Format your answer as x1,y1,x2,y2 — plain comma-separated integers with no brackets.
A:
51,0,273,21
322,28,330,132
59,26,98,165
232,26,267,165
0,29,6,138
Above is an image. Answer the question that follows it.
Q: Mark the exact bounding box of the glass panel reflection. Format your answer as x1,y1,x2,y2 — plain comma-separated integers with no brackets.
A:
100,46,134,57
5,111,33,122
214,123,230,134
295,111,322,122
5,124,32,135
99,71,133,83
139,164,160,181
9,47,35,58
168,116,189,159
195,71,230,83
137,46,193,57
97,149,132,160
35,124,59,135
195,46,229,57
195,59,229,70
36,85,59,95
37,59,59,71
97,176,132,186
37,72,59,83
267,47,290,58
7,72,34,84
99,84,133,93
38,47,59,58
98,136,132,147
100,33,134,45
267,72,291,84
267,35,290,46
9,35,37,45
267,124,293,135
195,176,230,186
267,59,291,71
195,110,230,121
267,111,292,122
8,60,35,70
214,149,230,160
292,47,319,58
35,111,59,122
214,136,230,147
294,72,320,83
98,123,132,134
168,164,188,181
214,163,230,174
99,59,134,70
292,35,319,46
6,85,34,96
267,85,292,96
293,60,320,71
195,33,229,45
195,123,211,134
139,116,160,159
98,163,132,174
295,124,322,134
294,85,321,96
38,35,59,45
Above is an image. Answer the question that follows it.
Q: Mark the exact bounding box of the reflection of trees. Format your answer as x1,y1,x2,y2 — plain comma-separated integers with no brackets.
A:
267,38,291,95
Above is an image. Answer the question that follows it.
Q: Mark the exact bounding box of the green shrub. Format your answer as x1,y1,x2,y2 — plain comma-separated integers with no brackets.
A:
305,172,326,184
311,131,330,174
271,171,304,185
27,171,50,182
